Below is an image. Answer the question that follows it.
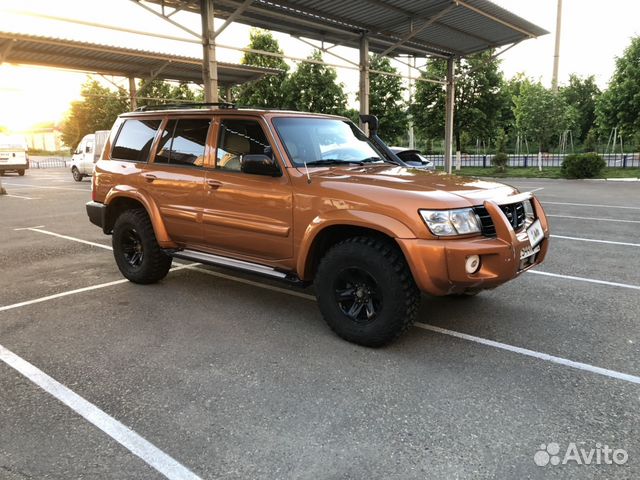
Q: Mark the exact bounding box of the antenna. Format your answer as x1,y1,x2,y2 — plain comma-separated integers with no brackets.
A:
303,160,311,184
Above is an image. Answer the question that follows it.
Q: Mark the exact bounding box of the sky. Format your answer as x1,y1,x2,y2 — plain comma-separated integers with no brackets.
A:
0,0,639,132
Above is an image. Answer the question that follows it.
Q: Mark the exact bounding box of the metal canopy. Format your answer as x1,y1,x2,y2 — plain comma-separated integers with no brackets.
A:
0,31,281,86
143,0,548,58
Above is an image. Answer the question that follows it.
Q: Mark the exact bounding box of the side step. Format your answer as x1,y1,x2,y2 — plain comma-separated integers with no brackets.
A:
169,249,304,285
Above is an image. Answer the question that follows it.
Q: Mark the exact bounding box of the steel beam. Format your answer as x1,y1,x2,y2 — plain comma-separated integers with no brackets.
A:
201,0,219,102
444,57,455,174
129,77,138,110
213,0,253,39
359,34,370,133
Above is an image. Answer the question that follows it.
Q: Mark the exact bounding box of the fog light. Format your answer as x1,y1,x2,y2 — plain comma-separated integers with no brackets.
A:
465,255,480,274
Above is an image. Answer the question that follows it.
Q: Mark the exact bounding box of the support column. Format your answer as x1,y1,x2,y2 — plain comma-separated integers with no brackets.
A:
359,34,370,134
128,77,137,110
552,0,562,92
201,0,219,102
444,57,456,174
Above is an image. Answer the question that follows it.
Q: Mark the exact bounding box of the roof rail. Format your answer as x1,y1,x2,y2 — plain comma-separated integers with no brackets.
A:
135,102,236,112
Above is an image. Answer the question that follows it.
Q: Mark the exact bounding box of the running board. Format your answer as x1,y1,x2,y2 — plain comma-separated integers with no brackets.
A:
170,249,303,284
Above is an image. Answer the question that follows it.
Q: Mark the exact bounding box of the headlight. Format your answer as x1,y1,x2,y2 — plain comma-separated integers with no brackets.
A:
420,208,481,236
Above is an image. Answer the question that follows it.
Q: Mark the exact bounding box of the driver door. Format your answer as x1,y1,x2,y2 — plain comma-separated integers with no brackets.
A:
203,116,293,261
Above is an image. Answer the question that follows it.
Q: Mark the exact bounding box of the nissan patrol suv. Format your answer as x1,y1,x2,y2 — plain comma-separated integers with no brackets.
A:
86,104,549,347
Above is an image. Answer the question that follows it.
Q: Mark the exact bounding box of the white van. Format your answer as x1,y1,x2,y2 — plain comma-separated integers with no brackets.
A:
70,130,109,181
0,135,29,176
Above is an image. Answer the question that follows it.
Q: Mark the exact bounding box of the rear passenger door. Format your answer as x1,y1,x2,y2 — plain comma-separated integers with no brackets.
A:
140,117,212,246
203,116,293,261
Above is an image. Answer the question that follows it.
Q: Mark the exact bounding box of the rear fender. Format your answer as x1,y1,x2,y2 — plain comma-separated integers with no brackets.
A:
104,186,177,248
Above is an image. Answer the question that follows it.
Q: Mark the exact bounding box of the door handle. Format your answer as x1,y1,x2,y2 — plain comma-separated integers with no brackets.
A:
142,173,157,183
206,179,222,190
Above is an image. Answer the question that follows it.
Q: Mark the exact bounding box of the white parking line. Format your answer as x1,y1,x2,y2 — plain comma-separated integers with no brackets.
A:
5,194,40,200
18,227,113,250
0,264,195,313
0,344,202,480
544,201,640,210
547,214,640,224
414,324,640,385
527,270,640,291
1,182,90,192
551,234,640,248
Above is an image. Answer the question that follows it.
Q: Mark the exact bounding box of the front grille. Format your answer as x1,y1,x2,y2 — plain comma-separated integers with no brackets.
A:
474,202,527,237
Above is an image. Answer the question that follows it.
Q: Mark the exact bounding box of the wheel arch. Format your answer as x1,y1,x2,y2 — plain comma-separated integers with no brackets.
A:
297,212,416,281
104,189,176,248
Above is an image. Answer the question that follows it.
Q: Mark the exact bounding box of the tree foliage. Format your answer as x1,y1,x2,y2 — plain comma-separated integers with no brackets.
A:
60,79,129,149
560,74,600,142
411,51,507,151
136,79,201,107
284,50,347,114
235,29,290,108
366,54,407,142
596,36,640,139
513,79,568,151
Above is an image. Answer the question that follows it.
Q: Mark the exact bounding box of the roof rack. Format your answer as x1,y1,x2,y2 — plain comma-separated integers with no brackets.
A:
135,102,236,112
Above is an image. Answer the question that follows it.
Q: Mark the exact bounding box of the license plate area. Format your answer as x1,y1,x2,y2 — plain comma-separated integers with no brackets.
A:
526,219,544,247
520,244,541,260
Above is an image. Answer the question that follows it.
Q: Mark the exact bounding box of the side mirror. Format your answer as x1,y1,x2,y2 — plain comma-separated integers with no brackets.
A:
359,114,379,136
241,154,281,177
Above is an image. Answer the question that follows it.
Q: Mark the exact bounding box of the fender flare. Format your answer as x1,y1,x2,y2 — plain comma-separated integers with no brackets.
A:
104,186,177,248
296,210,417,279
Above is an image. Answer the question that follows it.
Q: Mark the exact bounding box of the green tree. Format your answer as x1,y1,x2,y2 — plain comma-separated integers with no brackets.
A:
596,36,640,140
235,29,289,108
284,50,347,114
60,79,129,149
411,50,508,151
136,79,200,107
559,74,600,142
513,79,568,152
365,54,407,142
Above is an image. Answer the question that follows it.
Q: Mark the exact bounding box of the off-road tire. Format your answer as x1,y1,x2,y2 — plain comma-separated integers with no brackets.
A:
112,209,172,284
315,236,420,347
71,167,83,182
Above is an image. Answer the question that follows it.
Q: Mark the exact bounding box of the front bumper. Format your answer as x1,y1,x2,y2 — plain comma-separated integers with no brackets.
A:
397,196,550,296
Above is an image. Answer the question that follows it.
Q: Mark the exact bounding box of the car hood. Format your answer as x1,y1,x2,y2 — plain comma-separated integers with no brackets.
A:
305,164,518,208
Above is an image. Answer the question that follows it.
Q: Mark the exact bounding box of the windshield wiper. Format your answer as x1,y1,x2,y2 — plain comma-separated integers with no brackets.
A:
306,159,364,166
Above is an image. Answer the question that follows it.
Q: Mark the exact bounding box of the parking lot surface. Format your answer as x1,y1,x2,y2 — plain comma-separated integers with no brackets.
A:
1,169,638,479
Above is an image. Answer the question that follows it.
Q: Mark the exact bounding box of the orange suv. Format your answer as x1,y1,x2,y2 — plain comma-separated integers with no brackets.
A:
86,104,549,346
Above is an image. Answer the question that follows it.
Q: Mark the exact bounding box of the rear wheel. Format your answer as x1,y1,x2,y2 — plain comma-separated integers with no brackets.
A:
18,169,25,176
71,167,83,182
112,209,172,284
315,236,420,347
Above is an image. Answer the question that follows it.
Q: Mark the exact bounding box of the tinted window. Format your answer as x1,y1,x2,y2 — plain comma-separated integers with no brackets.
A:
216,119,270,172
112,119,161,162
155,119,210,167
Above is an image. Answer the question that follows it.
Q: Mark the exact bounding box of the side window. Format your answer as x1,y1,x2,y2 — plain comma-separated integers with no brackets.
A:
85,140,94,154
111,119,161,162
154,118,210,167
216,119,271,172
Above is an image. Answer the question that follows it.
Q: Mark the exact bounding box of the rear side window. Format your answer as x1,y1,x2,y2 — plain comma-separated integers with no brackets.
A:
112,119,161,162
154,118,210,167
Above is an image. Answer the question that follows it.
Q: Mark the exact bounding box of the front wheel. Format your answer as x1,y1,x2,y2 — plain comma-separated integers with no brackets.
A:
315,236,420,347
112,209,172,284
71,167,83,182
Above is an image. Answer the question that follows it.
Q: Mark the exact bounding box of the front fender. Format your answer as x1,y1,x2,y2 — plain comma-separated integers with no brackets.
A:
104,186,177,248
296,209,417,279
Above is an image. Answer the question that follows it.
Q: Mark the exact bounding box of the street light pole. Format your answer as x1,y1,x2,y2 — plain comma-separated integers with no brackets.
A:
552,0,562,92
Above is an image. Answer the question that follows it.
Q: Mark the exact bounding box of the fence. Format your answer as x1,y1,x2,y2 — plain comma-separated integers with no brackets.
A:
28,157,69,169
425,152,640,169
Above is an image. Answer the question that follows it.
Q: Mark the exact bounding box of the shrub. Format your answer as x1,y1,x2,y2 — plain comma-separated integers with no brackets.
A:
492,152,509,172
561,153,605,179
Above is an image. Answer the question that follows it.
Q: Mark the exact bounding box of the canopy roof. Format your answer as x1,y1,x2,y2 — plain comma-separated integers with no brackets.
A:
0,31,281,86
143,0,548,57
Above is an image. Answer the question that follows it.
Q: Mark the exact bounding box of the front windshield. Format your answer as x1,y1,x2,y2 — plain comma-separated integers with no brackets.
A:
272,117,386,167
